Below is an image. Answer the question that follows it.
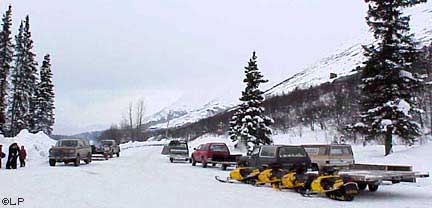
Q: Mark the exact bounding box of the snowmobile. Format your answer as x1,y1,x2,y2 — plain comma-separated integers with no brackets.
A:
215,167,261,184
299,168,359,201
255,167,289,188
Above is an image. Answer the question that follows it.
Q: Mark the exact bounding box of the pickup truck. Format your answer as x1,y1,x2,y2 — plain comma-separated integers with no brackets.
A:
191,143,241,170
237,145,312,170
302,144,430,192
100,140,120,158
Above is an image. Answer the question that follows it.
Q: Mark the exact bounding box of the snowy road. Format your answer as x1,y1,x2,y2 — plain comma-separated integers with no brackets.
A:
1,145,431,208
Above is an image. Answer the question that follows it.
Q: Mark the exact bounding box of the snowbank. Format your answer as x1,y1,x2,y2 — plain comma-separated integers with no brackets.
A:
0,130,55,163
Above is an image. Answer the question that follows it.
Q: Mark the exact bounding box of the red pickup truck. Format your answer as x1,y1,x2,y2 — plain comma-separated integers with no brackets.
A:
191,142,241,170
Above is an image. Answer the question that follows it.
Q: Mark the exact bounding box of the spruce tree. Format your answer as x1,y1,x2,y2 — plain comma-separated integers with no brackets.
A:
360,0,426,155
8,21,27,136
0,5,13,133
22,16,39,133
34,54,55,135
229,52,273,154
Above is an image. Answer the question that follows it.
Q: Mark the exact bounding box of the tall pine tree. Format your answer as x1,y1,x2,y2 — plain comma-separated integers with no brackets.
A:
0,5,13,133
33,54,55,135
229,52,273,154
22,16,39,133
360,0,426,155
8,21,27,136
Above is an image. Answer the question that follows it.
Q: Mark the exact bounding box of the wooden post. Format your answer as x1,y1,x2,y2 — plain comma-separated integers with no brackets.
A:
385,126,393,156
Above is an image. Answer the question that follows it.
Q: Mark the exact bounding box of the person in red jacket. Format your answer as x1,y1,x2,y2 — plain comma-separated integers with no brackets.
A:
19,145,27,167
0,144,5,169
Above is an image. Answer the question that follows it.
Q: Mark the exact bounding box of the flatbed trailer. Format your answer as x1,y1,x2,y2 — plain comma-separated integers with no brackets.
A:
303,144,430,192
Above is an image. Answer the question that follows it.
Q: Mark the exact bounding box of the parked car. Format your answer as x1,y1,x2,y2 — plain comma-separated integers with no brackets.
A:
237,145,312,170
91,143,110,160
100,140,120,158
49,139,92,167
302,144,354,170
191,143,241,170
167,140,189,163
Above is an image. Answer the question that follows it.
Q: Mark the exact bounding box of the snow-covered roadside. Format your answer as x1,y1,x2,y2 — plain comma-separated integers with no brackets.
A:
0,130,55,166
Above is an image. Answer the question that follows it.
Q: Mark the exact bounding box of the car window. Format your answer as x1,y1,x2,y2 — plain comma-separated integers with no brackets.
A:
260,146,277,157
101,141,114,146
58,140,78,147
304,147,320,155
330,146,352,155
279,147,307,158
210,145,228,152
197,145,203,150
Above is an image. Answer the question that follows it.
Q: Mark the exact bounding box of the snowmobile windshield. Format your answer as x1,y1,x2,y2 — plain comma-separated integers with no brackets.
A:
210,145,228,152
279,147,307,158
58,140,78,147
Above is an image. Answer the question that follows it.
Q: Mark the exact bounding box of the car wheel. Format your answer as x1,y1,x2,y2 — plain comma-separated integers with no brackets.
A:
116,152,120,157
74,156,80,167
64,161,69,165
85,153,92,164
357,183,367,191
202,158,207,168
49,159,56,167
110,152,114,158
191,156,196,166
104,153,109,160
170,158,174,163
222,164,228,170
368,184,379,192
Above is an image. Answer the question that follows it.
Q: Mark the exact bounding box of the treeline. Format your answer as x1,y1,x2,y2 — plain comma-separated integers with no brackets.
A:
0,6,55,137
148,43,432,143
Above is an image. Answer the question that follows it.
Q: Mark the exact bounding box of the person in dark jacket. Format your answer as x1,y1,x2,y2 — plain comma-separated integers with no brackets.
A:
6,143,19,169
19,145,27,167
0,144,6,169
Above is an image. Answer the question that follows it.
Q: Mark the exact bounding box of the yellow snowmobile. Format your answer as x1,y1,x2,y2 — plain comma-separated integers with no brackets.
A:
255,168,289,188
300,168,359,201
215,167,261,184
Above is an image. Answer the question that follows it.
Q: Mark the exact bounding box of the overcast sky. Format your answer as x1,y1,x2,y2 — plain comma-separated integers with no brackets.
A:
0,0,368,135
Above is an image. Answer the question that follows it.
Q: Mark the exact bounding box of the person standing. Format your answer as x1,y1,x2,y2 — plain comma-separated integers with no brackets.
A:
0,144,5,169
6,143,19,169
19,145,27,167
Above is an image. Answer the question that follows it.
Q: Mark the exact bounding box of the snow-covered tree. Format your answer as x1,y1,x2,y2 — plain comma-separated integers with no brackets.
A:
8,21,27,136
22,16,39,133
229,52,273,154
360,0,426,155
33,54,55,135
0,5,13,133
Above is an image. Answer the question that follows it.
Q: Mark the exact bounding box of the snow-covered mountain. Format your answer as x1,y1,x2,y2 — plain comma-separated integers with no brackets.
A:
266,4,432,96
146,90,236,130
147,3,432,131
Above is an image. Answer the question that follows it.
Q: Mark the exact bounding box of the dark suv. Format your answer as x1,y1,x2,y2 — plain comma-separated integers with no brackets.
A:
237,145,312,170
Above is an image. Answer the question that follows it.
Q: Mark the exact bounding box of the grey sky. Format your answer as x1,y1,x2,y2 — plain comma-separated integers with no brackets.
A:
1,0,368,135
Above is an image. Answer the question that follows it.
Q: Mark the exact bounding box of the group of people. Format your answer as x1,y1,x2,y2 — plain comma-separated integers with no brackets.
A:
0,143,27,169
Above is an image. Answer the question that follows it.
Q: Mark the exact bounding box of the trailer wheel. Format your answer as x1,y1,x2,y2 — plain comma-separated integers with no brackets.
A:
368,184,379,192
357,183,367,190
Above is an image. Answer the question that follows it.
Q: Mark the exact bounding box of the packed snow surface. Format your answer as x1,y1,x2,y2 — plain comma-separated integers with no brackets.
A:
1,133,431,208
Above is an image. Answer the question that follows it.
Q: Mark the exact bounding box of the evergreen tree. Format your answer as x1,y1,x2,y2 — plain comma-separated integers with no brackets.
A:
34,54,55,135
0,5,13,133
229,52,273,154
8,21,27,136
22,16,39,133
360,0,426,155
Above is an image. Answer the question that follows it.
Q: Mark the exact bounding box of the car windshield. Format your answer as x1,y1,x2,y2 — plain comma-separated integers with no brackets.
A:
330,146,352,155
279,147,307,158
210,145,228,152
172,144,187,149
58,140,78,147
260,146,277,157
101,141,114,146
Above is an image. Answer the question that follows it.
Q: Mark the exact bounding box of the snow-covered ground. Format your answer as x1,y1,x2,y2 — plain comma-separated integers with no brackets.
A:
0,133,431,208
